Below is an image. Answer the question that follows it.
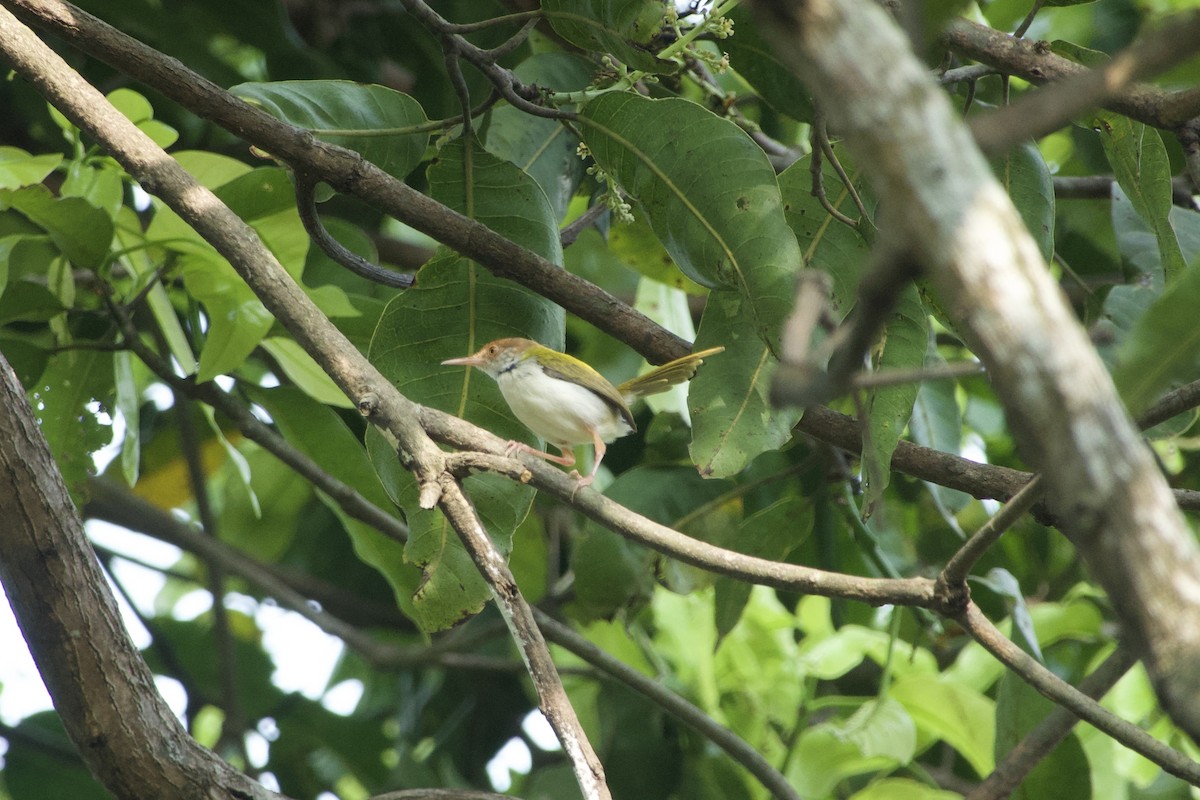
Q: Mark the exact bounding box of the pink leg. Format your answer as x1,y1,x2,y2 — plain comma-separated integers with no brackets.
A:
506,440,575,467
570,429,607,489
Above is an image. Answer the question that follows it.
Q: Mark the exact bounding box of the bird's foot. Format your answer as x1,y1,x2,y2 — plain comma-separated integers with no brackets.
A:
568,470,594,500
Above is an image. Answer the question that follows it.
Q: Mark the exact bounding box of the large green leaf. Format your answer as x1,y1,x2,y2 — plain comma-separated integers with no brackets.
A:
991,141,1054,262
29,349,113,495
483,52,594,223
231,80,430,179
542,0,669,72
0,185,112,268
891,675,995,777
0,146,62,190
1108,191,1200,414
367,139,563,631
779,152,871,317
579,93,799,347
1093,111,1185,281
689,289,800,477
861,288,928,517
723,4,814,122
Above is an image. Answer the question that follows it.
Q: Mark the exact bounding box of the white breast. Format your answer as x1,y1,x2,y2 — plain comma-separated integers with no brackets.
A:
496,361,632,448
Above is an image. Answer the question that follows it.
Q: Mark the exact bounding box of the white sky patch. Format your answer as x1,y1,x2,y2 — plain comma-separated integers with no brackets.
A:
257,604,344,698
322,679,364,716
486,737,532,791
523,709,560,751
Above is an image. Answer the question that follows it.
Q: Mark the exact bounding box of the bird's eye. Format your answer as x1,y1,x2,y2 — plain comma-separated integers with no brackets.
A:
488,345,498,355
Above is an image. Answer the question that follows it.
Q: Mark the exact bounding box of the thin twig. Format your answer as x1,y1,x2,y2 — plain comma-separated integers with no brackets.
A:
1012,0,1045,39
816,118,873,227
939,475,1043,588
293,171,415,288
559,201,609,248
534,610,802,800
110,300,411,544
968,646,1138,800
958,603,1200,785
435,476,611,800
809,116,859,230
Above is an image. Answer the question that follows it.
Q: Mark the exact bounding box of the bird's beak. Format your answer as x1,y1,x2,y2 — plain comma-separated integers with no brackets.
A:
442,354,485,367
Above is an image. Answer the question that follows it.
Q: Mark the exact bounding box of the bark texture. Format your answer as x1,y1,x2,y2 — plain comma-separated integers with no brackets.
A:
752,0,1200,739
0,353,286,799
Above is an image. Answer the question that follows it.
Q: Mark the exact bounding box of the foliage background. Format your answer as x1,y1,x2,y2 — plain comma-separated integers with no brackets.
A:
1,0,1200,798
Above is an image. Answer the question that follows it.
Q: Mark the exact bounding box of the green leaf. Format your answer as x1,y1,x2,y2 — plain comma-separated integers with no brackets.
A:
29,349,113,495
113,350,140,486
0,146,63,190
542,0,669,72
367,139,563,631
779,152,871,317
724,5,814,122
891,674,995,777
62,161,125,218
688,289,800,477
1049,40,1109,68
827,697,917,764
579,93,799,350
107,87,179,149
849,778,963,800
1092,111,1185,281
180,252,275,382
248,385,419,621
789,724,900,798
991,141,1054,262
1110,202,1200,414
861,288,928,517
0,185,113,268
231,80,430,179
607,212,707,294
483,52,594,223
975,567,1042,661
995,671,1092,800
260,336,352,408
909,364,972,522
714,497,811,641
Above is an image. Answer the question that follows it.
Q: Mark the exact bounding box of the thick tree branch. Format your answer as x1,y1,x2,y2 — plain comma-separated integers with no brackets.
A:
0,355,288,800
752,0,1200,742
0,8,611,797
945,17,1200,132
957,12,1200,154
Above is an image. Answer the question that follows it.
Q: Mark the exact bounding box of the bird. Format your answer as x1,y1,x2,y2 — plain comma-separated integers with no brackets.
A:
442,338,723,487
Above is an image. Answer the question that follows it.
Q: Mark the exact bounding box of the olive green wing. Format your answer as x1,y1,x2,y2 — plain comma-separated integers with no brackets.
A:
618,346,725,400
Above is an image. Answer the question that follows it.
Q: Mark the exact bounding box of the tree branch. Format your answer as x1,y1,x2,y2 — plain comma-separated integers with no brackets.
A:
969,646,1138,800
963,11,1200,154
751,0,1200,742
958,603,1200,785
945,16,1200,132
0,0,688,365
0,8,610,797
0,353,288,800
